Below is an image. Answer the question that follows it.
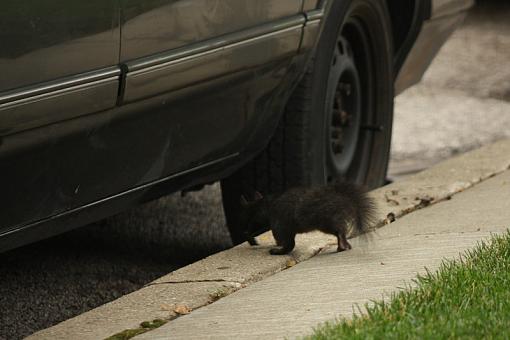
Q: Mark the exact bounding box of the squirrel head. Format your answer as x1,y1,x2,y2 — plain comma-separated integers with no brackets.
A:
239,191,268,238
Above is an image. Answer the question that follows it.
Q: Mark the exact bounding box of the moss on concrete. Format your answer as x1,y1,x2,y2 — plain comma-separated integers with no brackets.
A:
105,319,167,340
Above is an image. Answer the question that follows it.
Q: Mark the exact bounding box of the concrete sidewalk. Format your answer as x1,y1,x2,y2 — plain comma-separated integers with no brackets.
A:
28,139,510,340
139,161,510,338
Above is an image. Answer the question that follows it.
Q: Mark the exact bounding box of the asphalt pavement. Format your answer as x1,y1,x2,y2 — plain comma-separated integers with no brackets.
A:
1,1,509,339
0,187,231,340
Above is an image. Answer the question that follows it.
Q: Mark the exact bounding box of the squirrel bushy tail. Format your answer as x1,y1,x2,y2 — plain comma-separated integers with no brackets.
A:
331,181,376,236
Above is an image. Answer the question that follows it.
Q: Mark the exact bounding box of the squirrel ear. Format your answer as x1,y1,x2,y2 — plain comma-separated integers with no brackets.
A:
254,191,264,201
240,195,249,206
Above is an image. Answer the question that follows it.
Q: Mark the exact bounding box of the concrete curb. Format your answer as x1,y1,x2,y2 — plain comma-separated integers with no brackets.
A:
28,139,510,340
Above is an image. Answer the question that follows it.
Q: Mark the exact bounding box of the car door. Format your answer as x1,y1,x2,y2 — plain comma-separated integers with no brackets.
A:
0,1,120,234
117,0,306,176
0,1,120,135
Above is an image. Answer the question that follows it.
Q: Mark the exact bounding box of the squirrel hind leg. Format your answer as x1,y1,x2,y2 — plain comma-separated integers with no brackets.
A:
336,232,352,252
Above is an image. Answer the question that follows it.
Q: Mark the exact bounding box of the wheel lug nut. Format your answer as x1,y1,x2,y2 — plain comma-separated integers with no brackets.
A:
339,83,352,96
340,110,350,125
333,143,344,154
333,114,342,126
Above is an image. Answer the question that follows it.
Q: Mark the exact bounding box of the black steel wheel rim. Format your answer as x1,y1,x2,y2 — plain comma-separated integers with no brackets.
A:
325,12,377,183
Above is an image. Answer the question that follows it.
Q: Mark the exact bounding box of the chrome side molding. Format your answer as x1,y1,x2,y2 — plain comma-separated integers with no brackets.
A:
0,68,120,136
123,16,307,103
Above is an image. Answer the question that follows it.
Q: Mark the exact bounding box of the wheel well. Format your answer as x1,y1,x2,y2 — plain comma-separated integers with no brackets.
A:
385,0,430,74
386,0,416,53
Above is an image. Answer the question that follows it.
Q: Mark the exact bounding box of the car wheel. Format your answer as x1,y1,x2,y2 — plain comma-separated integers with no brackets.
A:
222,0,394,245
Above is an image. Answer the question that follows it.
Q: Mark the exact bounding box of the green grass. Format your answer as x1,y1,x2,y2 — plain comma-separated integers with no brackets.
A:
309,230,510,339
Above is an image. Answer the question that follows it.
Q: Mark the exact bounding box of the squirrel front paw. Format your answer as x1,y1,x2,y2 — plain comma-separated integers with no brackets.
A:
247,237,259,246
269,247,291,255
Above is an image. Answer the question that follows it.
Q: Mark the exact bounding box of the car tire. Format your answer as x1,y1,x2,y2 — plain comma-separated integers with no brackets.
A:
221,0,394,245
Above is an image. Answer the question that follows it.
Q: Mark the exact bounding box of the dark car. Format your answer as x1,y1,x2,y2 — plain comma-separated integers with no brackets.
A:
0,0,473,252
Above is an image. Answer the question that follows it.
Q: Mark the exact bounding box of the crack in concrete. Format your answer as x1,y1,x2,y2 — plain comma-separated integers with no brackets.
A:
145,279,242,287
367,166,510,237
412,230,483,237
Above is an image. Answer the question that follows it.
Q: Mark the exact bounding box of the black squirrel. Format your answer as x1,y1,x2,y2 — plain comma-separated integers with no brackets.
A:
240,181,375,255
